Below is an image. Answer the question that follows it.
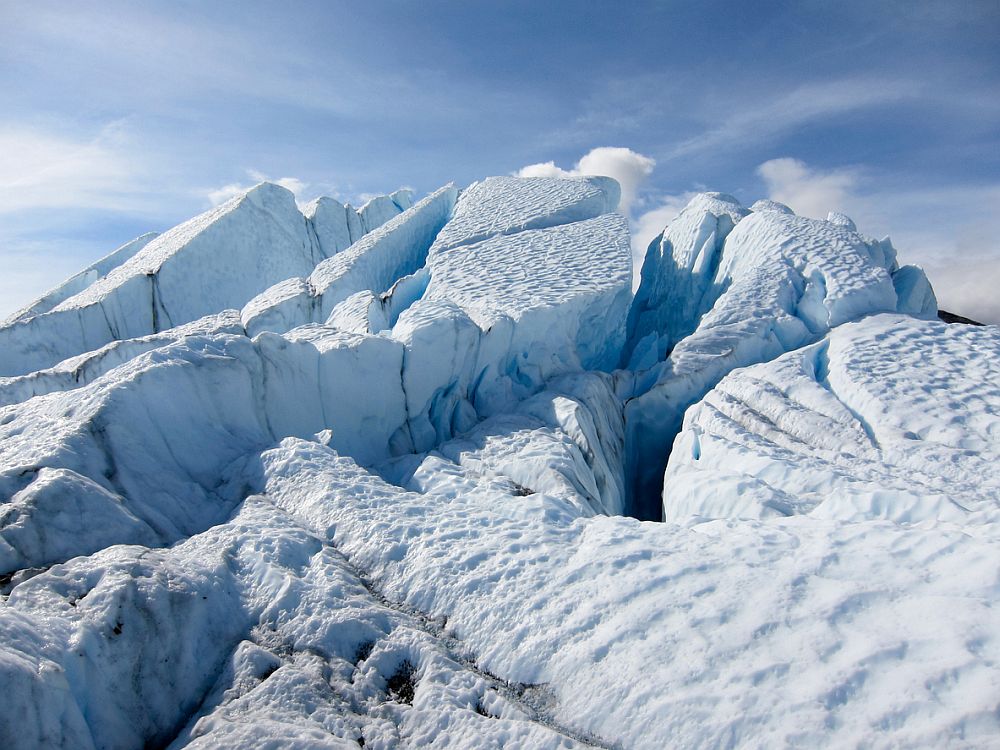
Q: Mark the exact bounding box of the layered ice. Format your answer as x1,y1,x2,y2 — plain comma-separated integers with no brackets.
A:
0,312,244,408
0,184,407,377
241,185,458,337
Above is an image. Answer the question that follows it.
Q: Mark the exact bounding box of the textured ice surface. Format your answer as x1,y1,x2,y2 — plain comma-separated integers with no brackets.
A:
429,175,619,253
254,439,1000,749
663,314,1000,522
0,175,997,749
623,195,939,519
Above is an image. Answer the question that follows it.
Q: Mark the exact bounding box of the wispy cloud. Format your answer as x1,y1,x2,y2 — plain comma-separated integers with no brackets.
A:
0,122,154,214
663,78,921,161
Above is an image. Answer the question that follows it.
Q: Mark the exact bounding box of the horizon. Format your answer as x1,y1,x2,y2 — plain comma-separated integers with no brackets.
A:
2,0,998,322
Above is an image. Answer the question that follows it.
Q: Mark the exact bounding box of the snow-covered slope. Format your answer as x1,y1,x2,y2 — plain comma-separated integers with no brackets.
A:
662,314,1000,523
0,177,997,749
622,197,938,520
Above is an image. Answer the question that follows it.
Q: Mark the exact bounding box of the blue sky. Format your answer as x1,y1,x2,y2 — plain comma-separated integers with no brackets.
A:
2,0,998,320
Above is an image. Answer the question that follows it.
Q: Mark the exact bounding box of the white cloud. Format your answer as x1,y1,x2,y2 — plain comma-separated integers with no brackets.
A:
665,78,921,162
517,146,655,215
757,157,859,219
0,122,153,214
516,161,569,179
206,170,309,206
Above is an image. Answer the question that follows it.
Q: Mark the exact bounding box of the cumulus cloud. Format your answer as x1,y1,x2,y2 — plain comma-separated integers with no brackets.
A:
757,157,859,219
207,170,309,206
517,146,655,215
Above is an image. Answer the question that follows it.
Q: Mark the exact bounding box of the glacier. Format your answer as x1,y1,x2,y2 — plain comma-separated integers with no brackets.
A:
0,175,997,749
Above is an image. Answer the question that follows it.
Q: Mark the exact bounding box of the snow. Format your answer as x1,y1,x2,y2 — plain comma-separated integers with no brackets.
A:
0,174,998,749
622,195,939,519
241,185,458,337
662,314,1000,523
0,184,408,377
256,438,1000,749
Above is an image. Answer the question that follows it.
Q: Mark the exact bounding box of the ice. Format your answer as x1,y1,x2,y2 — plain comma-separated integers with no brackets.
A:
662,314,1000,522
325,290,390,334
4,232,159,325
625,192,749,368
0,172,997,749
0,184,317,377
241,185,458,337
421,213,631,404
622,194,939,519
429,175,620,253
0,184,409,378
0,312,243,408
891,263,938,318
301,197,354,257
0,323,410,548
384,371,625,517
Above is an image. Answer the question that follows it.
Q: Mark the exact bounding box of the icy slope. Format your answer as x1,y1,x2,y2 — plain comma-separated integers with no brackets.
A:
622,196,938,519
4,232,159,325
1,173,998,749
662,314,1000,522
0,185,409,377
253,438,1000,749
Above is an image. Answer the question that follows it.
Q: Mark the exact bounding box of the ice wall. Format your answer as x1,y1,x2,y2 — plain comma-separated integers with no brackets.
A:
622,195,938,519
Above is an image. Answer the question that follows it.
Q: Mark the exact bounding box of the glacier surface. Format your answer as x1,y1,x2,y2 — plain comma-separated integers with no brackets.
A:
0,177,997,749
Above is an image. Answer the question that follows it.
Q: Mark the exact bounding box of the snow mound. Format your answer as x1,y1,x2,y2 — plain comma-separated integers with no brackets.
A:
663,314,1000,522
